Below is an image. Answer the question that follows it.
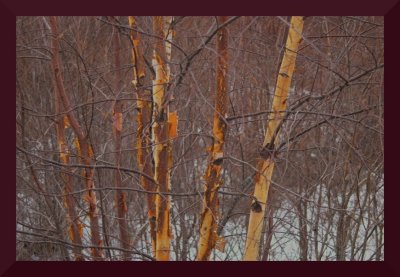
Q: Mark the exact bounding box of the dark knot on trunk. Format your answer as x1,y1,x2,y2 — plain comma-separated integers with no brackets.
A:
259,142,275,159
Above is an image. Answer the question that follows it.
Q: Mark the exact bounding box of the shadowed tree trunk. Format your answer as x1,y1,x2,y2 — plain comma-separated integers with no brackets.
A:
298,198,309,261
261,195,275,261
112,23,130,260
243,16,304,261
197,16,229,261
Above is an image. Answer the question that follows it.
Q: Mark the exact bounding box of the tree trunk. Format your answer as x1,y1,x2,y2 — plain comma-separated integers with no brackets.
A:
128,16,158,257
196,16,229,261
54,91,84,261
261,207,274,261
49,16,103,260
243,16,304,261
298,199,308,261
152,16,174,261
112,24,130,260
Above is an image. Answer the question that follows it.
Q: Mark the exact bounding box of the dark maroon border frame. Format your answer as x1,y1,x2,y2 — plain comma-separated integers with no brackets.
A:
4,0,398,276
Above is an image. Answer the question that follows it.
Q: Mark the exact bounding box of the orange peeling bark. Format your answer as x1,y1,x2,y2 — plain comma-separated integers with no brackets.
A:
152,16,174,261
55,91,84,261
197,16,229,261
49,16,103,260
129,16,158,256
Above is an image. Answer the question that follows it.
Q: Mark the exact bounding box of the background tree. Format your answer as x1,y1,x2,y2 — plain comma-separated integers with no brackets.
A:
111,22,130,260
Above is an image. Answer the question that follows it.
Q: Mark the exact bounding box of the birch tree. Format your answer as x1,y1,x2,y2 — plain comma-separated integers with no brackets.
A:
243,16,304,261
54,86,84,261
16,16,384,261
129,16,157,256
197,16,229,261
152,16,174,261
49,16,103,260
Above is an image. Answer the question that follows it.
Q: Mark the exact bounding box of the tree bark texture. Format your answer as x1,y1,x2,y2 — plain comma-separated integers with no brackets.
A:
49,16,103,260
197,16,229,261
243,16,304,261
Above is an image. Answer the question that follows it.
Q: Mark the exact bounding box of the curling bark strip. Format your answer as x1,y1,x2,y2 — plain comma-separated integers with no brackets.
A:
197,16,229,261
152,16,173,261
243,16,304,261
49,16,103,260
128,16,158,257
112,27,130,260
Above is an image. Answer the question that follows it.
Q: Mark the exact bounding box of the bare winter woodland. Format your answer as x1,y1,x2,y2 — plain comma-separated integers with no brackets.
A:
16,16,384,261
